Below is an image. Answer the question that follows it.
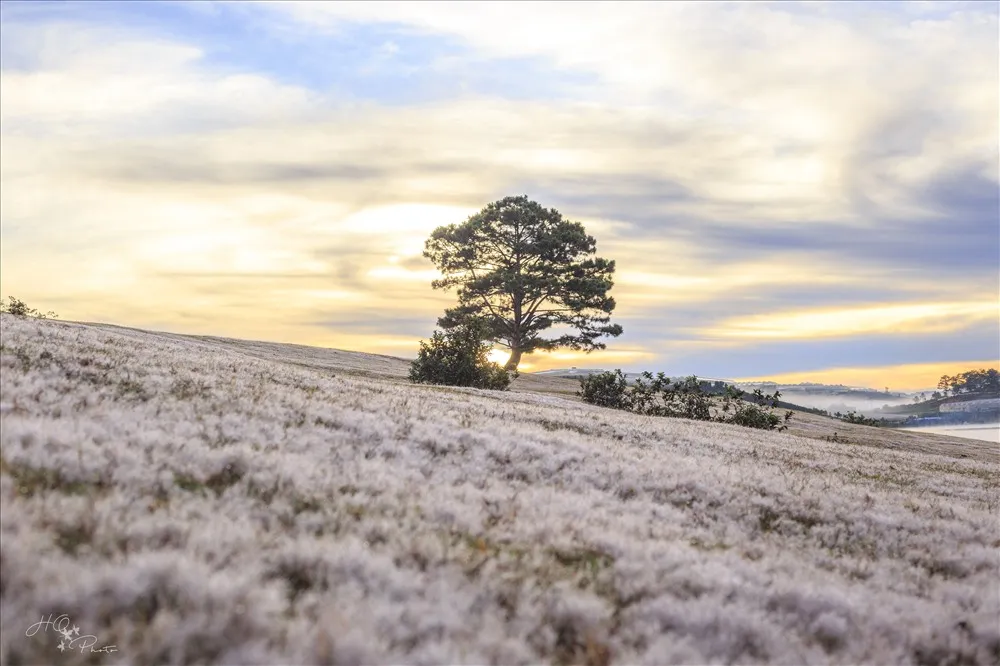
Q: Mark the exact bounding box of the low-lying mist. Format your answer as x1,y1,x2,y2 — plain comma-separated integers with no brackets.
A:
779,392,915,416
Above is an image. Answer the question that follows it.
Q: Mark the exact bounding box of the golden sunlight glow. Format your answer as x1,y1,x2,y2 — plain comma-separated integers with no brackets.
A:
613,259,881,308
734,359,1000,392
523,348,656,372
488,349,511,366
136,231,231,267
315,333,424,354
366,266,440,282
296,289,365,302
706,302,999,340
337,204,477,236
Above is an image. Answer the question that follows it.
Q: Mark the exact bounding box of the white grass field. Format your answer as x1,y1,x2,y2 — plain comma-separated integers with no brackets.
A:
1,314,998,665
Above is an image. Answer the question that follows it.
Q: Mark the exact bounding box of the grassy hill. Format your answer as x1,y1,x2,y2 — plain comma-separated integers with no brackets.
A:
1,314,998,664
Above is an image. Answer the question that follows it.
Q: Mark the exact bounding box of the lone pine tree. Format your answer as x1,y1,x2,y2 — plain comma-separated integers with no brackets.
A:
423,195,623,371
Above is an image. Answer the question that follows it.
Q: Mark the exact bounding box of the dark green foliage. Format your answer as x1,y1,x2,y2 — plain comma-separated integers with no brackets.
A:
937,368,1000,396
423,195,622,371
578,371,793,432
833,410,891,427
409,323,514,390
0,296,57,319
576,369,632,409
724,388,791,431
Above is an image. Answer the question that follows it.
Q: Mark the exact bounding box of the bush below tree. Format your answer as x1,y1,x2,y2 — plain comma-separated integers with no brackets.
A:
408,324,514,390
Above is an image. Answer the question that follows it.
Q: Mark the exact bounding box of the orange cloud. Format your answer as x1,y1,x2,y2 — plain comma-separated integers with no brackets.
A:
734,359,1000,392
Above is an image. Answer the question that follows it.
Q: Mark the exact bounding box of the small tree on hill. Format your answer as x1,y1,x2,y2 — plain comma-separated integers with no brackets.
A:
423,195,622,371
0,296,57,319
409,322,514,390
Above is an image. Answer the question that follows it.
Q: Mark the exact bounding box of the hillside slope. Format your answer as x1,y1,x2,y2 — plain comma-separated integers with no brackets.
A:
78,320,584,398
76,320,1000,462
1,315,998,664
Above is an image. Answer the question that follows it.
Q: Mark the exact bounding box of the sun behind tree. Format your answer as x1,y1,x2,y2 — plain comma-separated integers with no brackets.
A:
423,195,623,372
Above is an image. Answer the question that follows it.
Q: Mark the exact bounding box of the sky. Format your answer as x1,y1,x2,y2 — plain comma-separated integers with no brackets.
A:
0,0,997,391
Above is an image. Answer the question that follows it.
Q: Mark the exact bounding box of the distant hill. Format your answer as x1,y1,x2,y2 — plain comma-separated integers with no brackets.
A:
532,367,608,378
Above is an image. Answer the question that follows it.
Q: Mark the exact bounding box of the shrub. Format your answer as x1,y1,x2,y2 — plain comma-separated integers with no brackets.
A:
833,410,890,427
409,324,514,390
721,386,792,431
579,370,793,431
577,369,632,409
0,296,57,319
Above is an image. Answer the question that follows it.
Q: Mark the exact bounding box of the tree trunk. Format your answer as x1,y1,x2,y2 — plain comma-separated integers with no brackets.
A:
504,347,522,372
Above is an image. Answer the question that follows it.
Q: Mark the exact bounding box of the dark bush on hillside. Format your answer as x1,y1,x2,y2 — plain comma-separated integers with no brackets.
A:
721,386,793,431
579,370,793,431
409,324,514,390
0,296,57,319
833,410,890,427
577,369,632,409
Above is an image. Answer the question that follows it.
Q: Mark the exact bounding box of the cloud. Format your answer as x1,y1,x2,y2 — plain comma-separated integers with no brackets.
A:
624,320,1000,385
733,358,1000,393
0,0,996,386
703,301,999,341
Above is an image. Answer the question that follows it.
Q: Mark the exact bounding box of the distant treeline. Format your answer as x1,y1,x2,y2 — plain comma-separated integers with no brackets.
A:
937,368,999,397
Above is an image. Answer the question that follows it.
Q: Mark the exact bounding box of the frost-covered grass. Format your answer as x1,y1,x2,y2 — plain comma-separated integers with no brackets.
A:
1,314,999,665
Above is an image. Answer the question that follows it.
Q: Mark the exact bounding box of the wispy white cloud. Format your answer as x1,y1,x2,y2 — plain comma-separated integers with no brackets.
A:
704,301,1000,340
0,0,996,380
